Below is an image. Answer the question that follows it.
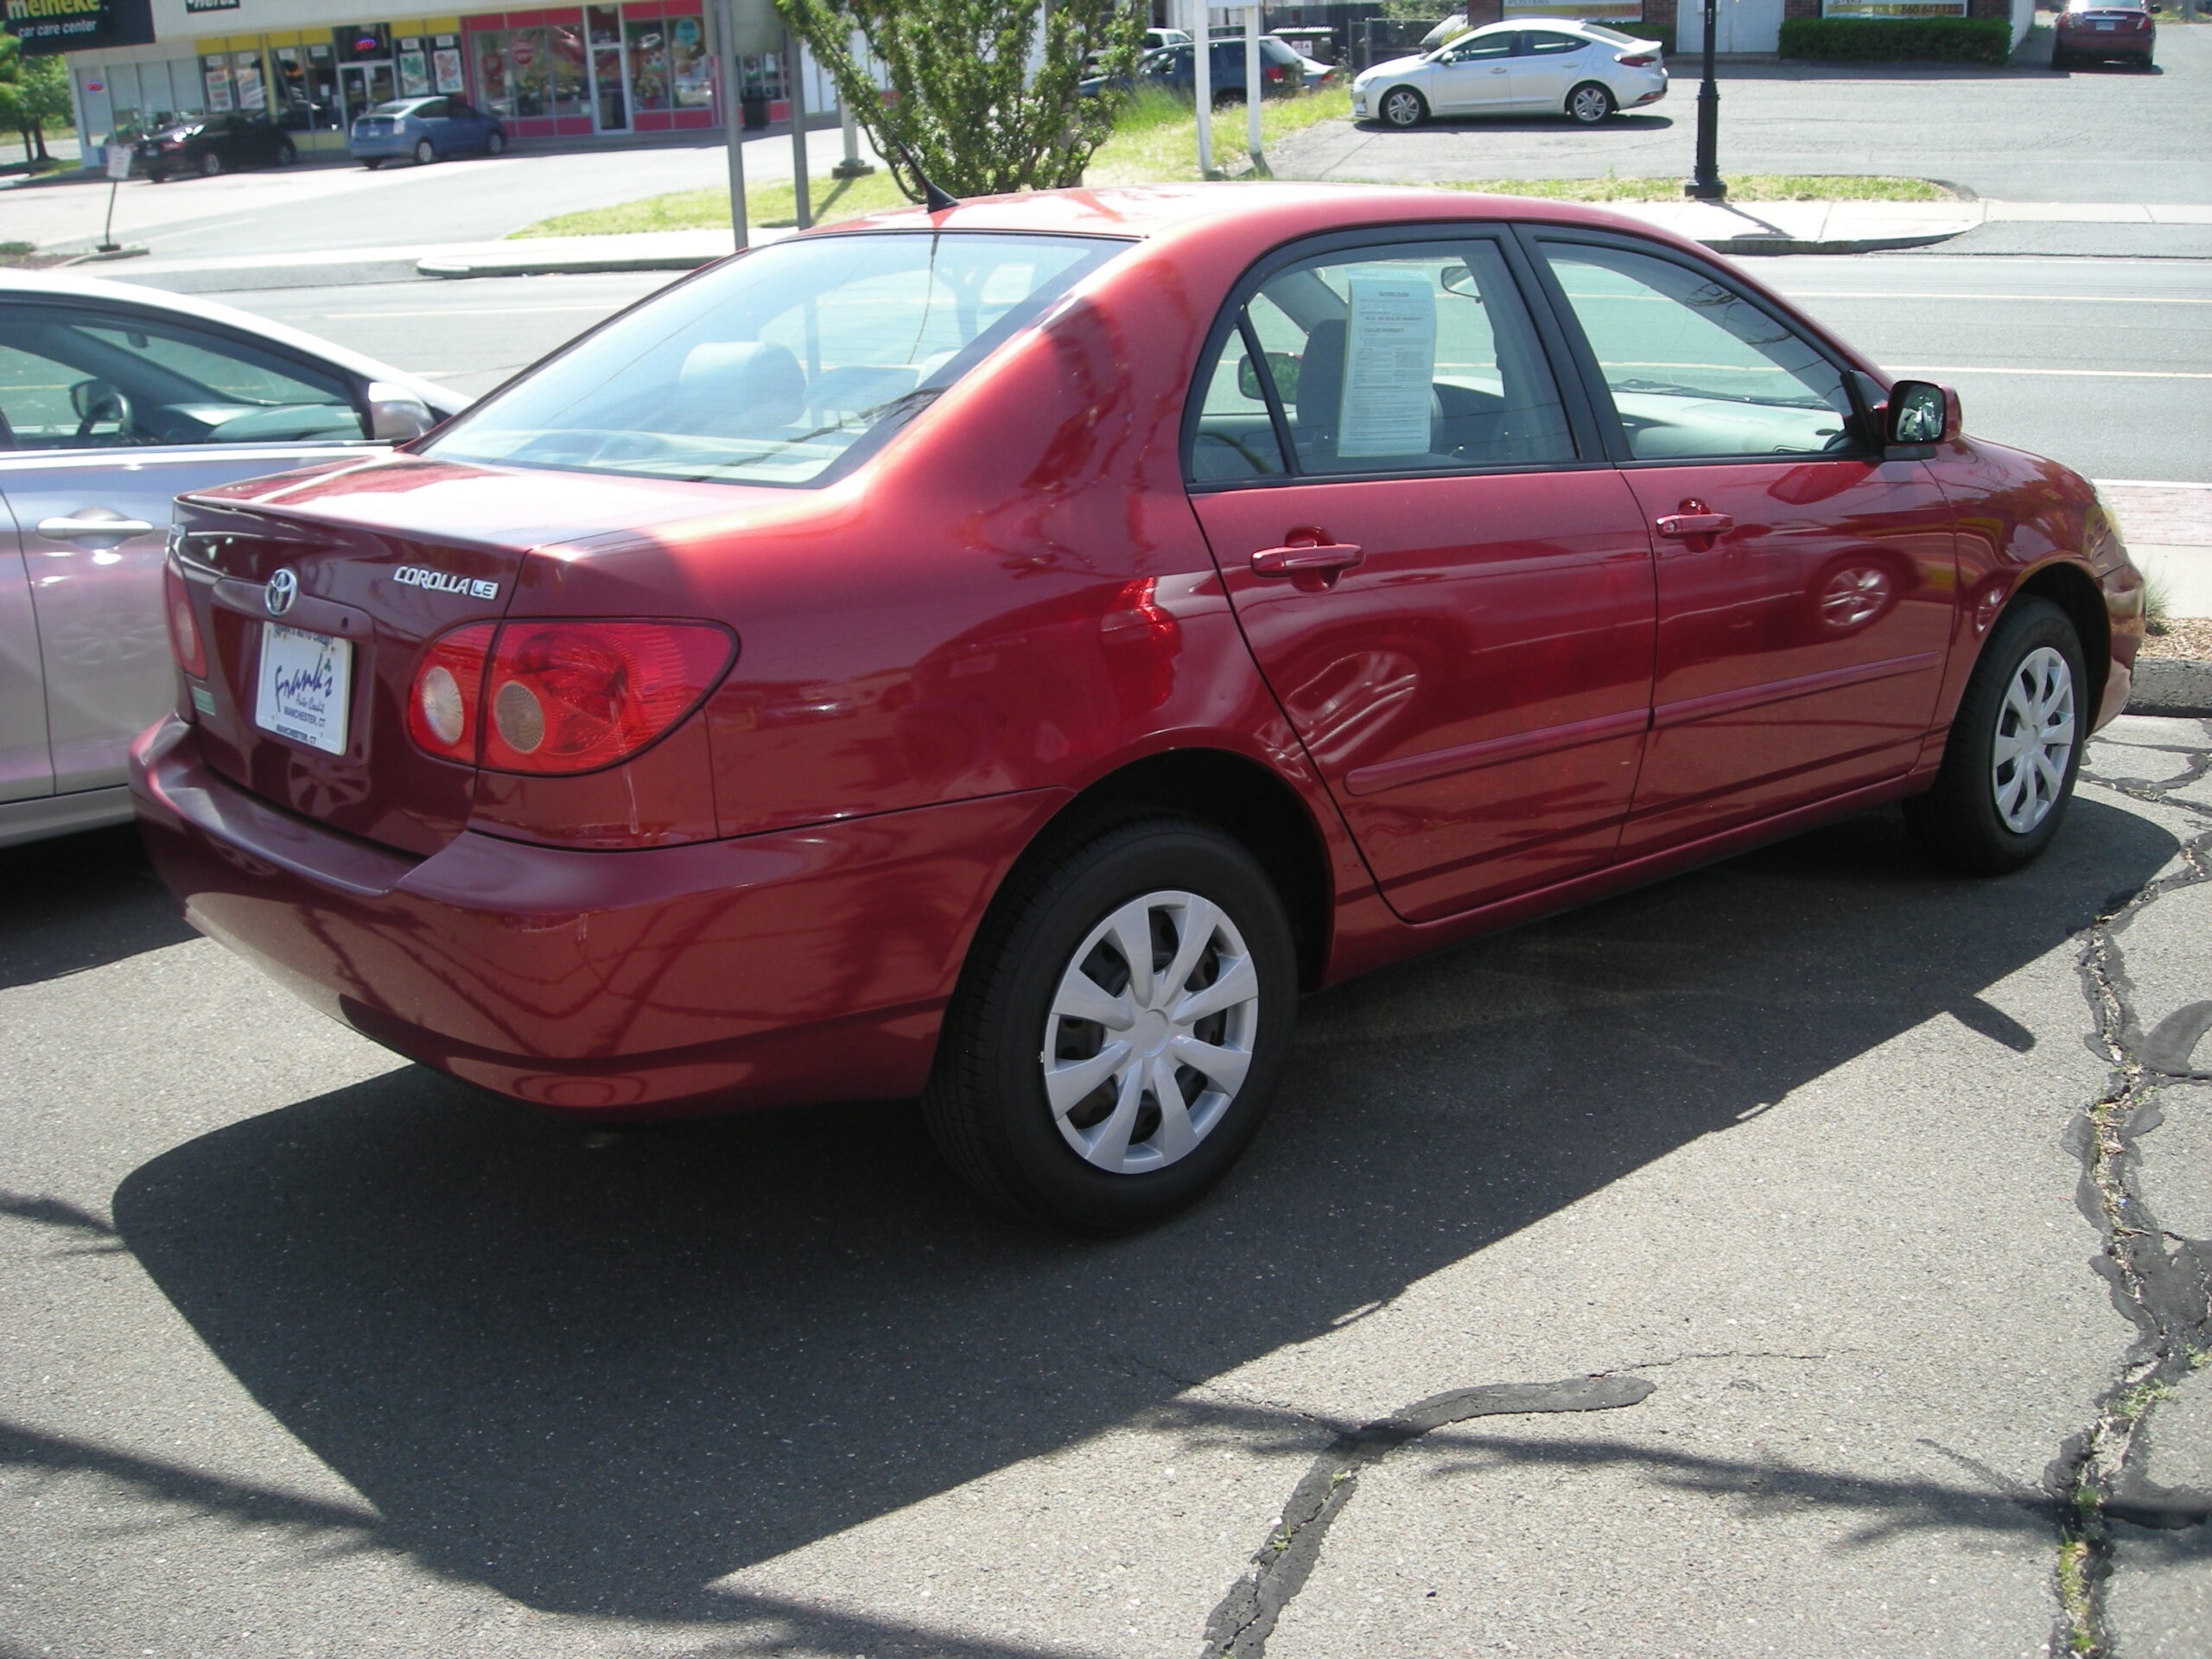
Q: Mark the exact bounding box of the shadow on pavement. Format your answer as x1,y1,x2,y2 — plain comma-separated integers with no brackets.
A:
0,823,195,992
80,798,2173,1624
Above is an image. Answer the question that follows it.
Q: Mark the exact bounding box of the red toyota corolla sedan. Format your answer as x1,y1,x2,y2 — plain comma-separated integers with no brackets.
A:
132,185,2145,1231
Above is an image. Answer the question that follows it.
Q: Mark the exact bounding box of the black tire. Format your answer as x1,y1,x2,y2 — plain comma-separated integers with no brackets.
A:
923,815,1298,1234
274,139,296,166
362,158,382,169
1566,81,1616,124
1904,597,2088,876
413,137,435,166
1377,86,1427,129
199,149,223,177
1213,86,1246,107
147,169,167,184
485,130,506,156
2051,46,2072,68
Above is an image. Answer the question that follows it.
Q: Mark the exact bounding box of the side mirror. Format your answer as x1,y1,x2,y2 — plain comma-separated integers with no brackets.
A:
365,382,438,442
1885,379,1960,449
1236,351,1302,405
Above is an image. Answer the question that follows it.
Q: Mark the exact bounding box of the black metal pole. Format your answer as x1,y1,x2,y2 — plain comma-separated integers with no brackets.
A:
1685,0,1726,200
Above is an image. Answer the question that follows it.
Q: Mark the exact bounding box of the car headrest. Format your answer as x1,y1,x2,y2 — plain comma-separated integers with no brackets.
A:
1296,317,1347,434
677,340,805,431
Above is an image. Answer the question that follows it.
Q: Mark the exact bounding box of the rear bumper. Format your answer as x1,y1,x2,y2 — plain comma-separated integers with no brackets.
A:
130,715,1065,1120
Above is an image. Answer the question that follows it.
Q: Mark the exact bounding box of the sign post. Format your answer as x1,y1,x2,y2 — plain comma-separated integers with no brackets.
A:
98,141,130,252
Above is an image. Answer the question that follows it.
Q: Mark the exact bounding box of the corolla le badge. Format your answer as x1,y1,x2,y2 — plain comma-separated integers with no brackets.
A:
264,569,298,616
394,566,499,601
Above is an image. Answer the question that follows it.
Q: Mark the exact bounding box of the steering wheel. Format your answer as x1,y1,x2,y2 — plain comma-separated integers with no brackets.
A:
73,386,135,444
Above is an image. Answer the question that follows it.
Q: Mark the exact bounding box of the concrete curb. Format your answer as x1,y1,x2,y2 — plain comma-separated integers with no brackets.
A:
415,251,723,279
1699,231,1967,257
2129,658,2212,721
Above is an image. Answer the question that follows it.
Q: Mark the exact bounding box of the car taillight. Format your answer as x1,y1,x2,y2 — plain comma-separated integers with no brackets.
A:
1266,63,1286,81
407,620,734,772
1617,52,1658,66
164,564,206,678
408,620,495,761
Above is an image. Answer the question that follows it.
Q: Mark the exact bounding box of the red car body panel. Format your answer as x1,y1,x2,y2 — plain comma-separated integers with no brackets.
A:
130,185,2142,1121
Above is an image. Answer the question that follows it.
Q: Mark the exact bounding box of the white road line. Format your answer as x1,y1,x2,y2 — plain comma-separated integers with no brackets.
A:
1896,365,2212,379
1783,292,2212,304
2095,479,2212,491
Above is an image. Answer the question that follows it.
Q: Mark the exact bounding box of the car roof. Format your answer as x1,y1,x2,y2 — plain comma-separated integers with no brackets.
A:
0,270,467,414
1464,17,1599,36
827,181,1672,247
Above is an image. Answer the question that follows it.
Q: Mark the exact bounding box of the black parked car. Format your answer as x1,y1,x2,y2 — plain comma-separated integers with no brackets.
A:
136,113,296,182
1082,37,1334,105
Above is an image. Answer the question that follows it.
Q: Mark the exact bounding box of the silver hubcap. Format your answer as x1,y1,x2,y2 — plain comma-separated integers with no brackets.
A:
1384,92,1418,124
1572,88,1606,120
1992,645,2075,834
1041,890,1261,1175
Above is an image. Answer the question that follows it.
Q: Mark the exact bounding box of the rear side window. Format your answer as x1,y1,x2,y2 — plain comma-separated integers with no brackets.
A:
426,231,1122,488
1188,238,1576,483
1522,32,1587,54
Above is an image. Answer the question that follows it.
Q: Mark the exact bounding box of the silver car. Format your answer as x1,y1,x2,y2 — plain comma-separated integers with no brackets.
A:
1353,20,1669,128
0,273,464,846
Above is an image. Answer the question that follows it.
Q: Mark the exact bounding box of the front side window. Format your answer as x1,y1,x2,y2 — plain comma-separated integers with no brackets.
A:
0,307,363,450
1540,241,1861,461
1190,238,1576,482
426,232,1124,488
1445,34,1514,60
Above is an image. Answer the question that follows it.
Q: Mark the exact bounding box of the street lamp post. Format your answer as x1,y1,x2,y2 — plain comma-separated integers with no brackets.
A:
1684,0,1726,200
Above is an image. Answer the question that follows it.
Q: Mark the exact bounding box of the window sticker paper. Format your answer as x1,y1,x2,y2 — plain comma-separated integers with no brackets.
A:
1337,273,1437,458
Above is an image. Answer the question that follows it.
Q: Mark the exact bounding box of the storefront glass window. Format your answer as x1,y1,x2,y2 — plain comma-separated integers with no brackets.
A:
668,14,709,109
474,22,588,119
232,50,268,113
623,16,668,114
397,35,433,98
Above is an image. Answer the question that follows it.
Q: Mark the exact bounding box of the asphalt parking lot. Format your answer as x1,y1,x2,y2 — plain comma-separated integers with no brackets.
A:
3,716,2207,1658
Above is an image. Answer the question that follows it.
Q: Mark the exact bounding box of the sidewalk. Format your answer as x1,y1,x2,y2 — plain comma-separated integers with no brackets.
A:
71,194,2212,291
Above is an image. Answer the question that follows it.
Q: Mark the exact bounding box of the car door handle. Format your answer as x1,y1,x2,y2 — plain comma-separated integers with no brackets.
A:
37,513,157,541
1655,508,1734,540
1250,536,1365,578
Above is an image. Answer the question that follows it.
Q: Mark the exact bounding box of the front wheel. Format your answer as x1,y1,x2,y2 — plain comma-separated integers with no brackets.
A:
1904,596,2088,875
924,816,1298,1233
1566,81,1616,124
1378,86,1427,129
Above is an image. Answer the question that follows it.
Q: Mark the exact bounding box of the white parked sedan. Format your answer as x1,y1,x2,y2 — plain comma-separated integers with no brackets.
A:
1353,20,1667,127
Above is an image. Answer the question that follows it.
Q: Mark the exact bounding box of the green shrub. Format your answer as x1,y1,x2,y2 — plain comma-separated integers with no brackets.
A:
1777,17,2012,64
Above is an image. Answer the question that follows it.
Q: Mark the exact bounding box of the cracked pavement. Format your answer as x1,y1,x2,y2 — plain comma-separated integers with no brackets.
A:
1,718,2207,1658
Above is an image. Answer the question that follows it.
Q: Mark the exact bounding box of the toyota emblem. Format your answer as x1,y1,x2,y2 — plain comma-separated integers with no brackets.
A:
265,569,298,616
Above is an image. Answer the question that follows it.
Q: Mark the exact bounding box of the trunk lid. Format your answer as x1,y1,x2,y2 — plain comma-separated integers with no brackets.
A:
172,455,747,855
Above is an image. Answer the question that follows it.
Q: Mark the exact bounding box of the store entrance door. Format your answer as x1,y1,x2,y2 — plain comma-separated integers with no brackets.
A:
587,4,629,130
338,61,396,128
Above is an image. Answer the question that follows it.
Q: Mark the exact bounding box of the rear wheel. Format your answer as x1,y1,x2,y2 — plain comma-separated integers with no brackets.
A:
1378,86,1427,128
198,149,223,177
485,130,506,156
274,138,296,166
923,816,1297,1233
361,158,382,169
1904,597,2088,875
413,137,435,165
1566,81,1616,124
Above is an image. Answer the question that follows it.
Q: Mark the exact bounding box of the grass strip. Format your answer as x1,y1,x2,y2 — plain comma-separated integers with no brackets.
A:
510,86,1944,238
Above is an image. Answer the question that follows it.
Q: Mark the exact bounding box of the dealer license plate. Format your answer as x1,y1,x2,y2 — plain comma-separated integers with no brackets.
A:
255,623,353,755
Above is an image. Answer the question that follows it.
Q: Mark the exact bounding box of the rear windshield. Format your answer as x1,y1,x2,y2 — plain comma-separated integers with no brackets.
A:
425,231,1122,488
370,99,429,116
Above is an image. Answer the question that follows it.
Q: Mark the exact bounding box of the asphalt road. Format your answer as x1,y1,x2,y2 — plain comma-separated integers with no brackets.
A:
0,124,874,260
3,720,2207,1658
218,251,2212,483
1287,22,2211,206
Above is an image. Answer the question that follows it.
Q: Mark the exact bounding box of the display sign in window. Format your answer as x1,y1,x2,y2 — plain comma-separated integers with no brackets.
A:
1821,0,1967,14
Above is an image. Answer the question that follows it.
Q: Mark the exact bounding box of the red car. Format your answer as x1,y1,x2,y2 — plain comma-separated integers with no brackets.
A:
2053,0,2158,68
132,185,2145,1232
